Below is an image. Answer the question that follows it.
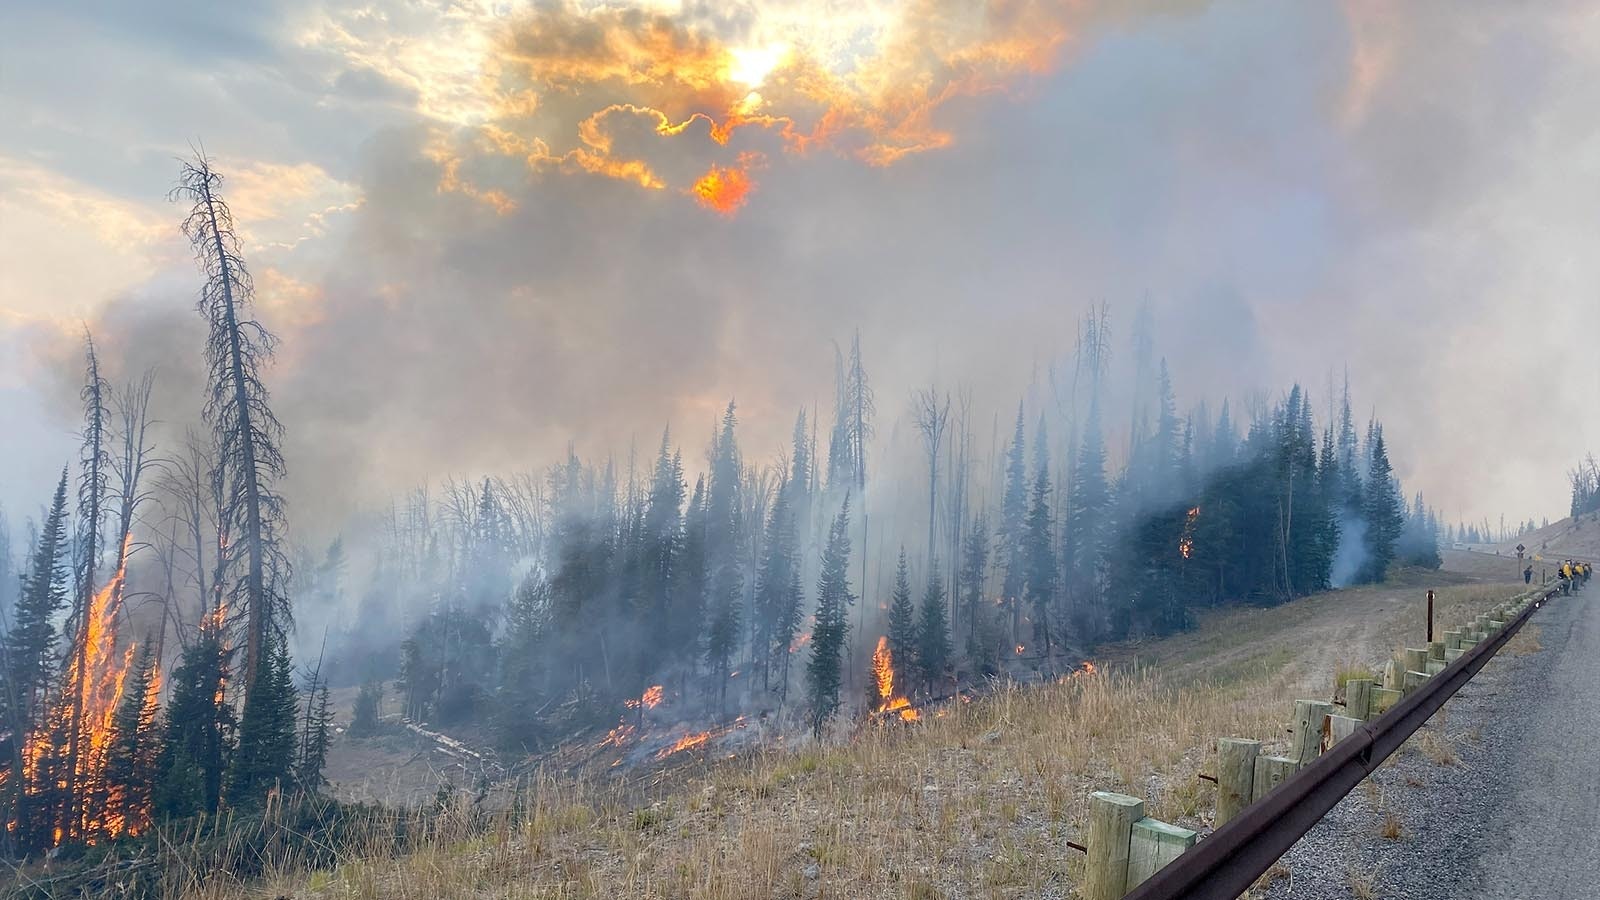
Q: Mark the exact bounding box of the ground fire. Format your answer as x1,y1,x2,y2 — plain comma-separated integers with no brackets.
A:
870,636,919,722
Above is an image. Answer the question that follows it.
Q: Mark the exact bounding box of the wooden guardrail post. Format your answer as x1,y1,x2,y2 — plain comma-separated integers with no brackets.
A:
1086,791,1144,900
1326,714,1362,745
1443,630,1462,651
1290,700,1333,765
1127,819,1198,889
1346,678,1373,720
1370,687,1402,717
1252,755,1295,801
1215,738,1259,827
1428,640,1445,661
1402,647,1428,675
1402,669,1429,695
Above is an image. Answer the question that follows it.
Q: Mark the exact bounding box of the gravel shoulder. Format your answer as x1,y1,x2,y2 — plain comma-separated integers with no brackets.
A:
1260,587,1599,900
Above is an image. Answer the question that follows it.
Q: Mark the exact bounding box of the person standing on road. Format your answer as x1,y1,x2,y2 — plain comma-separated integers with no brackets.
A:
1525,564,1534,584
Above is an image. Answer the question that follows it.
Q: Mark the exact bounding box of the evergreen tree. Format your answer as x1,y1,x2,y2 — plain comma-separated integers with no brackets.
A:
997,405,1027,643
351,678,383,737
885,549,916,696
1361,427,1405,582
295,680,332,792
806,498,852,737
754,486,795,692
5,470,70,732
1022,419,1056,657
156,623,234,819
641,430,683,647
1065,400,1110,637
958,514,994,672
493,576,549,750
703,403,743,714
916,571,952,694
103,640,160,836
227,634,297,806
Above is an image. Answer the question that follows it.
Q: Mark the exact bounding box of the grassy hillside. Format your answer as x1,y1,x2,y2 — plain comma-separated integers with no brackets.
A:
28,566,1525,900
1493,513,1600,563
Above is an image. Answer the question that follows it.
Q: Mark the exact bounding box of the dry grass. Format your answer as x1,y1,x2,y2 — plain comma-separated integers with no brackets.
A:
1378,811,1404,841
215,667,1298,900
1415,727,1458,767
1507,624,1544,656
45,578,1531,900
1349,862,1380,900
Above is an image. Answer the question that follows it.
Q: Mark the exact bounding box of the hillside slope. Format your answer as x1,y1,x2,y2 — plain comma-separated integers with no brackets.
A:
1494,513,1600,562
181,562,1526,900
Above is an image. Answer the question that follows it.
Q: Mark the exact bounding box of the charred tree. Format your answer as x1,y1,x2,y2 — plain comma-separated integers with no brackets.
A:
172,156,291,741
61,332,110,840
911,386,951,567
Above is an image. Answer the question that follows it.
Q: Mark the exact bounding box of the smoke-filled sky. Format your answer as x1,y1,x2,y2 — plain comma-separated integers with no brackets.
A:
3,0,1598,537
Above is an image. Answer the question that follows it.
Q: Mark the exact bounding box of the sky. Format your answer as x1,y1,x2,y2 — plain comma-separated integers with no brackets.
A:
2,0,1599,540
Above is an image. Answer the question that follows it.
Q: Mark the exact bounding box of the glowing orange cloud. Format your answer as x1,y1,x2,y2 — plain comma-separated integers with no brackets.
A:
690,157,757,215
425,0,1084,214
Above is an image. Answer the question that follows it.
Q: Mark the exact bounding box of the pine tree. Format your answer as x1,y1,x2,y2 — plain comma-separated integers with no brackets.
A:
1022,418,1056,657
156,623,234,819
227,634,297,806
173,156,292,701
1065,400,1110,637
5,470,71,733
295,679,332,792
754,487,795,692
807,498,853,737
916,571,952,694
493,576,548,750
351,678,383,737
958,514,993,671
997,405,1027,643
703,402,743,715
103,641,161,834
885,549,916,698
1362,427,1404,582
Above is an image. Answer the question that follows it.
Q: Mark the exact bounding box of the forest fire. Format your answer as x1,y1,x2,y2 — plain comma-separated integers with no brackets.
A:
1179,506,1201,559
657,730,711,758
599,723,635,748
1060,660,1099,683
14,535,153,845
625,684,665,710
869,637,918,722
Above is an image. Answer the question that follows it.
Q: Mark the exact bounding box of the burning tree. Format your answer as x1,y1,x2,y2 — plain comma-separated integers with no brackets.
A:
173,155,296,805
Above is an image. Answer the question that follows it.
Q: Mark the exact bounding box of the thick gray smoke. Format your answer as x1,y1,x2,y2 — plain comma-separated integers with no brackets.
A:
5,0,1598,600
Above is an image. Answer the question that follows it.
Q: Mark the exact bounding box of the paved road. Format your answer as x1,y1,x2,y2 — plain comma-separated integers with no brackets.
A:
1264,587,1600,900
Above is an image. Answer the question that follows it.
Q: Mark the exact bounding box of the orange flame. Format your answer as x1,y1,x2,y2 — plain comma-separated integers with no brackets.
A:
624,684,665,710
1179,506,1200,560
599,723,635,748
657,730,711,758
18,534,148,845
870,636,918,722
871,636,894,704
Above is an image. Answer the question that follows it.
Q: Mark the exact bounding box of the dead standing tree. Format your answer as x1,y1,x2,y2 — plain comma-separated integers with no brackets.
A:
910,386,950,568
172,156,290,701
60,330,111,842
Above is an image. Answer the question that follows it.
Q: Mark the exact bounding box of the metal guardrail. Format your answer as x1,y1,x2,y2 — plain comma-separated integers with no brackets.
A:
1123,584,1555,900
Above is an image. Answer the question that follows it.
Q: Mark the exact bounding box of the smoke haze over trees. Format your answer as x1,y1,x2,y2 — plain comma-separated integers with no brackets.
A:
1,0,1591,877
